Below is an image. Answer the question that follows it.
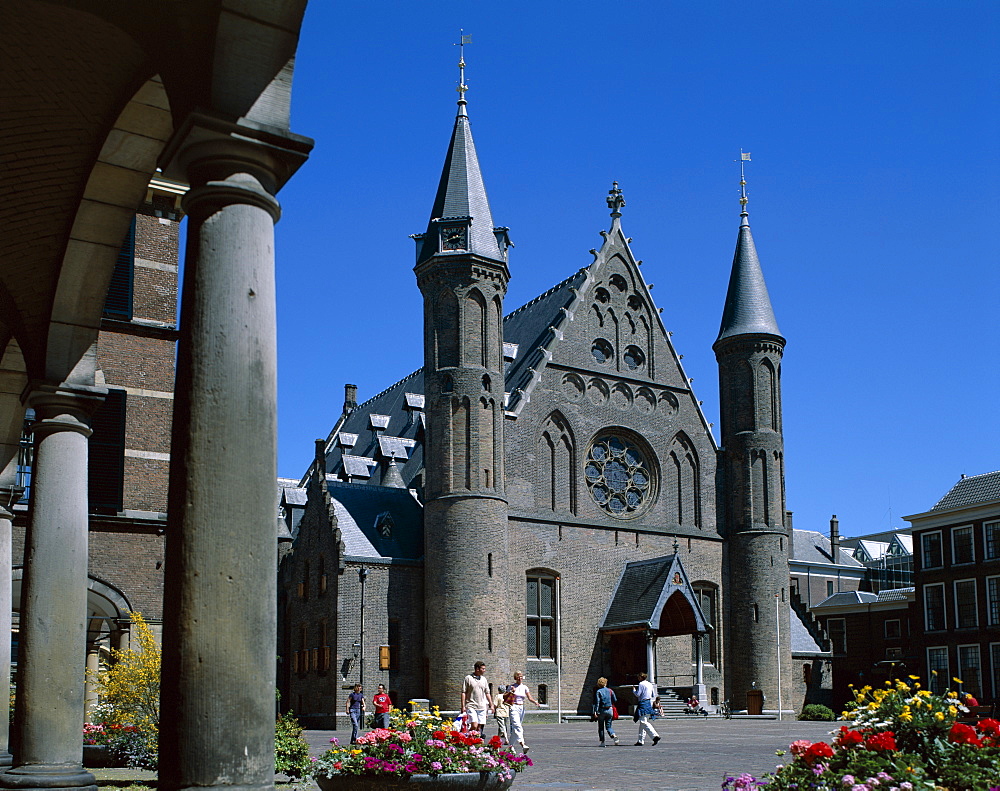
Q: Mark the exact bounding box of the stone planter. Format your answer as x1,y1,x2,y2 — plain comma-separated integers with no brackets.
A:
316,772,514,791
83,745,126,768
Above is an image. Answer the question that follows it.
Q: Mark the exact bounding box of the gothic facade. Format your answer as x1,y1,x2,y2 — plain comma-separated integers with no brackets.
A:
278,84,823,725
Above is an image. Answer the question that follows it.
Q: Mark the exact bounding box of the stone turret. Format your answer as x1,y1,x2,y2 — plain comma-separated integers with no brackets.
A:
412,65,512,704
715,171,793,713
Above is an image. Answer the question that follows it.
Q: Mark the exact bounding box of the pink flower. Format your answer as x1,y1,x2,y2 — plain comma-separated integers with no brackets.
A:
430,761,443,771
398,732,413,742
790,739,813,757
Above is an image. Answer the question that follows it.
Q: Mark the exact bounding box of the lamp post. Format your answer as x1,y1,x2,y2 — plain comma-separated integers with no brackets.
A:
359,567,368,689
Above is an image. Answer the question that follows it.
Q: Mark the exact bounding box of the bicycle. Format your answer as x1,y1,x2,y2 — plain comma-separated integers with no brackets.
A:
719,699,732,719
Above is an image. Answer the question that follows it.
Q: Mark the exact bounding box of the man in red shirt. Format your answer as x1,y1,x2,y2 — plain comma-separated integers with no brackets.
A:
373,683,392,729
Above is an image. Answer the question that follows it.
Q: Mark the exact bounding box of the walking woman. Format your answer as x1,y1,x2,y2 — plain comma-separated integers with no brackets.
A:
592,677,619,746
508,671,538,753
594,676,618,747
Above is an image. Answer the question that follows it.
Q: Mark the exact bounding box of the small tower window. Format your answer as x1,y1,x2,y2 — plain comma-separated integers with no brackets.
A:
441,375,454,394
482,374,491,392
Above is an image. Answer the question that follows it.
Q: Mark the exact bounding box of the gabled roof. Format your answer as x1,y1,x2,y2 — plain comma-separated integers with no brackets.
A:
601,553,711,635
854,540,890,562
931,470,1000,511
791,529,864,567
715,212,782,343
813,590,879,608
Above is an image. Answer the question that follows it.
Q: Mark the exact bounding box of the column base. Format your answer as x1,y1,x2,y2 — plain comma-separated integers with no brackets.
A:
0,755,12,769
0,765,96,791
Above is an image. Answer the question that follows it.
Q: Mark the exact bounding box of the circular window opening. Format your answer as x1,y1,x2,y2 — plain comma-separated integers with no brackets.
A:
627,295,643,310
591,339,614,365
585,435,654,517
609,274,627,292
594,288,610,304
623,345,645,371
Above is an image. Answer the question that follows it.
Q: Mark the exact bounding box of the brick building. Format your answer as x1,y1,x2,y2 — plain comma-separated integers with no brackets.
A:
905,470,1000,701
11,177,182,703
278,81,831,726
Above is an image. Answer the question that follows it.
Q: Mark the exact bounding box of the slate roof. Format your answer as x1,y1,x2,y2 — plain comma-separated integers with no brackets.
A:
791,529,864,567
876,587,914,603
416,102,504,265
813,590,879,608
327,479,423,561
789,607,827,654
716,213,782,343
931,470,1000,511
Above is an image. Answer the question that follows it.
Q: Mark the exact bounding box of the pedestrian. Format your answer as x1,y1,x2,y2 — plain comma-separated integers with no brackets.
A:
461,661,493,734
632,672,660,746
592,677,619,747
508,670,538,754
493,683,511,744
346,682,366,744
372,683,392,730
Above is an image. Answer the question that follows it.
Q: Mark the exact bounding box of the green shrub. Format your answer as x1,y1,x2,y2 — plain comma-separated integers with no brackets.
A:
275,711,311,779
798,703,835,721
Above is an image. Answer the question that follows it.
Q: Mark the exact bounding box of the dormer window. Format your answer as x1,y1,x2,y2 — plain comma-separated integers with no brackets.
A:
375,511,394,538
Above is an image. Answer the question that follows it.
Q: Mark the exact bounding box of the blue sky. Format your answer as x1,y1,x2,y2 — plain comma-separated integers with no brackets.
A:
271,1,999,538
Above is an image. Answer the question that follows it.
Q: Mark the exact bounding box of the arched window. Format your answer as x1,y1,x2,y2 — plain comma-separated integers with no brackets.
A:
692,583,718,665
465,289,487,367
526,571,557,660
537,412,575,514
667,432,701,527
435,288,459,369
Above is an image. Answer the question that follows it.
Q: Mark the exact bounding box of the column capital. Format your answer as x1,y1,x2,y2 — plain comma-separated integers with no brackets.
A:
160,111,313,199
24,382,107,440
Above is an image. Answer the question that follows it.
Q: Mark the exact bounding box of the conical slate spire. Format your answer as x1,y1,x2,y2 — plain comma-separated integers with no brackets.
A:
716,209,782,343
414,85,507,264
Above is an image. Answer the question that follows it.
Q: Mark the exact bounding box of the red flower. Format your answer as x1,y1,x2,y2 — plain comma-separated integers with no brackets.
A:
804,742,834,762
488,735,503,749
949,722,982,747
864,731,897,752
977,719,1000,738
836,727,864,747
432,730,448,740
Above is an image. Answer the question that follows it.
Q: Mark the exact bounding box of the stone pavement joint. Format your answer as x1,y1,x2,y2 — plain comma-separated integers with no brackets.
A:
303,719,840,791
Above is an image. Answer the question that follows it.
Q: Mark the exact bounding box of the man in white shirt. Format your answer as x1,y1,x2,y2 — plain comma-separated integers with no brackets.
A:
461,661,494,734
633,671,661,746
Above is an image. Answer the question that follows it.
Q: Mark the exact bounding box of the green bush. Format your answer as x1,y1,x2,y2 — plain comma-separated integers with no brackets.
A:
798,703,835,721
275,711,311,779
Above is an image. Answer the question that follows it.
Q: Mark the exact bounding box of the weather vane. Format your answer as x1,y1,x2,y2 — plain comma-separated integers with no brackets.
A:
736,150,751,213
454,30,472,104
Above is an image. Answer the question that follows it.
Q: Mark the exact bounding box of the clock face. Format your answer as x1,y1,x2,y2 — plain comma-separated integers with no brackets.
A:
441,226,467,250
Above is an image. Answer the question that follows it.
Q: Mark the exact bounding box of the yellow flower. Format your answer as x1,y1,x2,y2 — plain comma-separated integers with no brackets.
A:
918,689,931,697
909,674,920,680
948,705,957,716
953,677,963,684
351,749,362,754
867,702,878,710
900,712,913,721
934,712,945,721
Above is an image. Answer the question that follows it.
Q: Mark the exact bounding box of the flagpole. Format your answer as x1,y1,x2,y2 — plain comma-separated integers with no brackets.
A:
776,593,782,721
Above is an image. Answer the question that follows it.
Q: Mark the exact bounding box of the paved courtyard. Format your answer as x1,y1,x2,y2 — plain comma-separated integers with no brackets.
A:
303,719,840,791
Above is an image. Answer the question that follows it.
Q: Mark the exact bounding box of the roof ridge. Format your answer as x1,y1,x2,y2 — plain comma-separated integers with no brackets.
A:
503,269,585,320
954,469,1000,480
353,368,423,411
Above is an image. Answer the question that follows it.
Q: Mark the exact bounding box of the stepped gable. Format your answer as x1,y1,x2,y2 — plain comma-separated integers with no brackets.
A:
931,470,1000,510
328,479,423,561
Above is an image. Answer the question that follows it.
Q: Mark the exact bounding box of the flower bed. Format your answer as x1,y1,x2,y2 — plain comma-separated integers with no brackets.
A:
723,678,1000,790
309,708,531,785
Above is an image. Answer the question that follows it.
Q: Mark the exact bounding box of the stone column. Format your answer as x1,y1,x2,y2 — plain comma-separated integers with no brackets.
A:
83,647,101,719
645,633,656,684
159,119,308,791
0,384,104,791
692,636,706,704
0,461,20,768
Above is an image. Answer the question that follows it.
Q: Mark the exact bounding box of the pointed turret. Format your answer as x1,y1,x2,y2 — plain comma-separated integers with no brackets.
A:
715,155,793,715
414,40,512,706
715,185,782,344
413,53,511,265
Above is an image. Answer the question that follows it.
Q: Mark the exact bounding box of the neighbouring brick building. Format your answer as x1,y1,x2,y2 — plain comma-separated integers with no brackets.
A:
278,79,832,727
905,471,1000,702
11,177,183,702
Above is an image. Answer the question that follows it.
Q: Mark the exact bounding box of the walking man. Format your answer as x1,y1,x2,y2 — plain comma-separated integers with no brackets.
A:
461,661,493,734
633,672,660,746
372,683,392,729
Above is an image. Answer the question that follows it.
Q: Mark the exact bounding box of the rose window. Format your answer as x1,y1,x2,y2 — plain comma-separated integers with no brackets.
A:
585,436,652,517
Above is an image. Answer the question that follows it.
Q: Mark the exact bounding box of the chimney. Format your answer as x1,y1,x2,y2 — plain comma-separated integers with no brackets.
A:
830,515,841,563
315,438,327,480
343,383,358,414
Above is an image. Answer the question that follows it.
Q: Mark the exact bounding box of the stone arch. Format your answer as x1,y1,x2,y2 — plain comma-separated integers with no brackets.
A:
536,411,576,514
491,295,503,369
451,395,471,489
666,431,701,528
435,288,459,369
478,396,495,489
464,288,487,367
756,358,777,431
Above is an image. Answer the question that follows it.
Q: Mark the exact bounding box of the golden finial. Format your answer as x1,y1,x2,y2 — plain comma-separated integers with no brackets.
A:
736,150,751,215
454,30,471,111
